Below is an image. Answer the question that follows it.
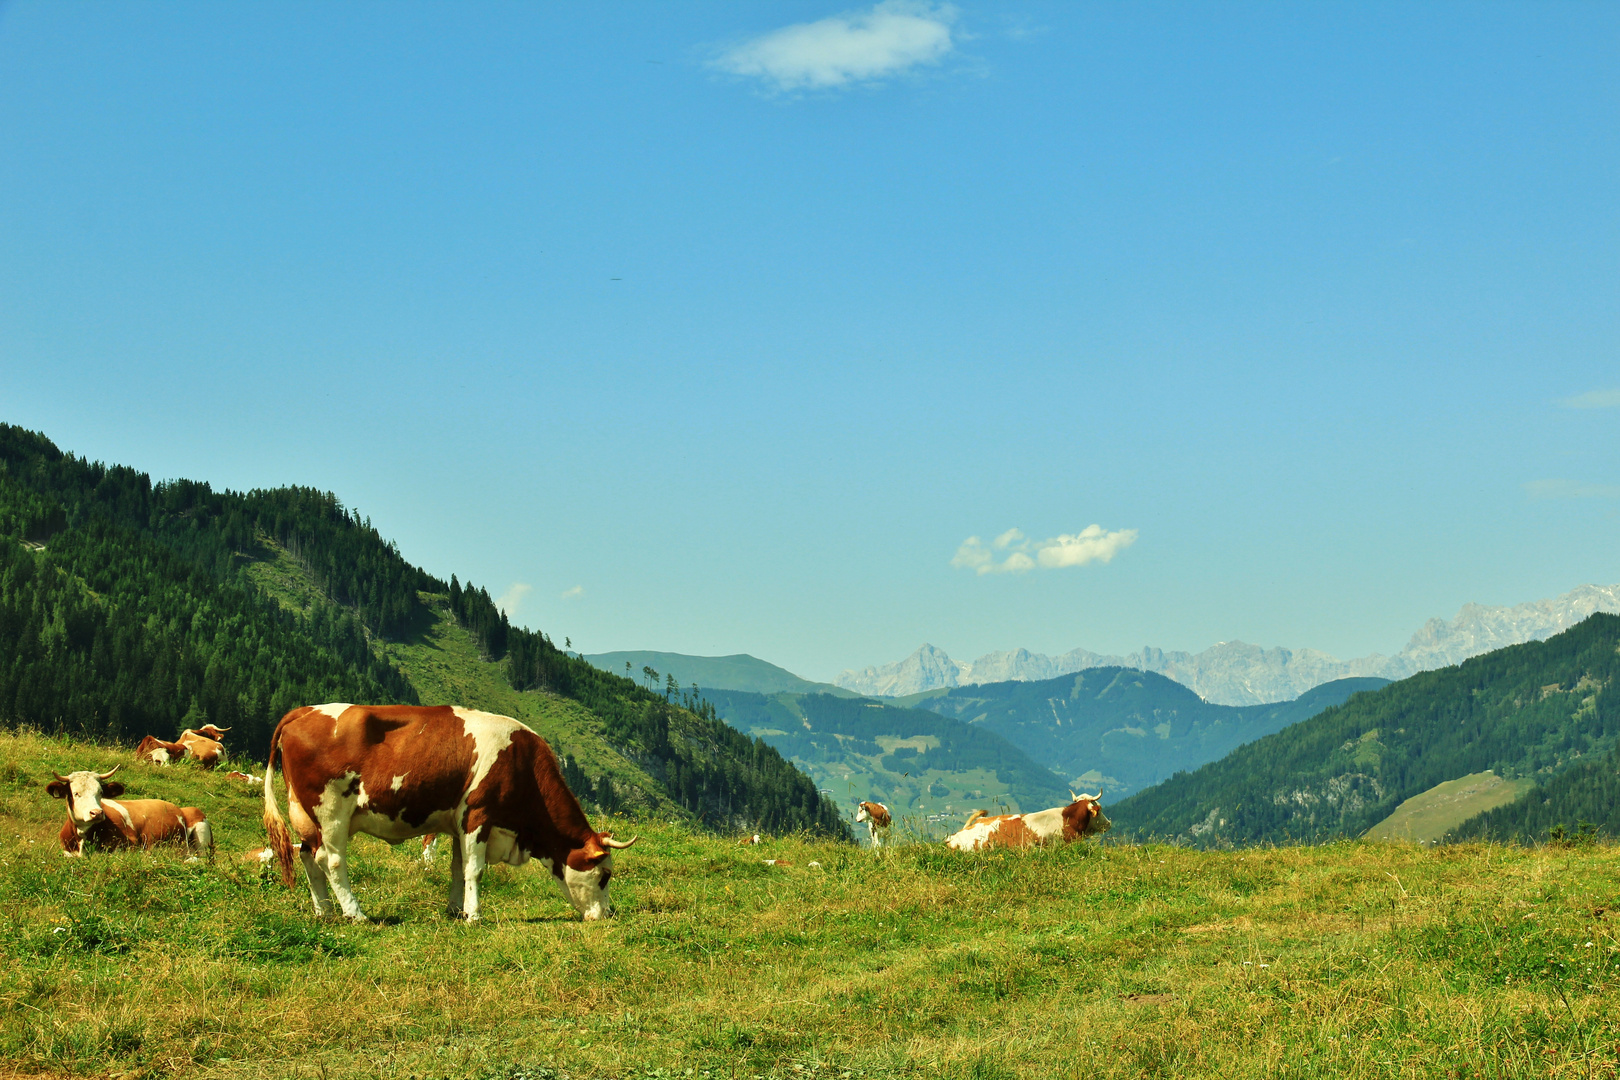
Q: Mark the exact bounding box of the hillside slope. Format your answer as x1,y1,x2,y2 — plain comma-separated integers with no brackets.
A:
584,650,852,697
0,423,847,838
703,689,1072,829
913,669,1388,797
1108,614,1620,845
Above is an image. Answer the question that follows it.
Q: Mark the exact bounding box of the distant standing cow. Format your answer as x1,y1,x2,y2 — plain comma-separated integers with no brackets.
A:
855,801,892,848
48,766,213,859
262,703,637,922
945,791,1110,852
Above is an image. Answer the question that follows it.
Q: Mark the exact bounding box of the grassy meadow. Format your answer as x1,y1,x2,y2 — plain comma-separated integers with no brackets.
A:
4,728,1620,1080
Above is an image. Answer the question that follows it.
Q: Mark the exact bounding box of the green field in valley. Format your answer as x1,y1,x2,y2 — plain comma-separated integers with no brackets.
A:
6,728,1620,1080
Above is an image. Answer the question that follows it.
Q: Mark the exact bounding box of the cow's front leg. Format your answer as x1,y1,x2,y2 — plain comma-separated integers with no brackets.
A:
444,834,466,918
460,830,488,922
315,836,367,921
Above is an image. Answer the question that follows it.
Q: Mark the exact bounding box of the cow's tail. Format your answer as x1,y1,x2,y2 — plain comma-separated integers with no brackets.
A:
963,809,988,829
262,714,298,889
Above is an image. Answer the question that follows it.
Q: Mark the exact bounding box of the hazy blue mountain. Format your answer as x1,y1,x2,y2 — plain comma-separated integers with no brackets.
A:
584,650,852,697
837,584,1620,705
913,669,1388,798
701,689,1072,830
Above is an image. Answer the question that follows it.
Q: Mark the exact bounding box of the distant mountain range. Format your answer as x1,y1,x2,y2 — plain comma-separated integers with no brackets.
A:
834,584,1620,706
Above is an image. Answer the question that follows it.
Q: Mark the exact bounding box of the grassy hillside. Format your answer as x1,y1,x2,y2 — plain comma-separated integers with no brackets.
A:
913,669,1390,797
1110,614,1620,845
584,650,853,697
1363,772,1536,846
1454,743,1620,844
704,689,1100,831
5,728,1620,1079
0,423,846,838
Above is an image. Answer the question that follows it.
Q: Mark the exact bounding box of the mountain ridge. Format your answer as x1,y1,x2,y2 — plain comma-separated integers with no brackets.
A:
837,584,1620,705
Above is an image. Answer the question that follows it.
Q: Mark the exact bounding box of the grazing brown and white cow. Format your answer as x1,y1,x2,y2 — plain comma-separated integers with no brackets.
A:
48,766,214,859
854,801,892,848
944,791,1111,852
262,703,637,922
177,726,229,769
136,735,189,766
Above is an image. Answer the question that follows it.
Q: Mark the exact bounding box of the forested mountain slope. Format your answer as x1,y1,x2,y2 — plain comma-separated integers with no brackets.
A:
0,424,846,837
1108,614,1620,845
702,689,1072,824
911,668,1389,797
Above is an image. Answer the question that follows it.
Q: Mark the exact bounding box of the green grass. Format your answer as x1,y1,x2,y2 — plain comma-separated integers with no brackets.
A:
5,727,1620,1080
1364,771,1538,846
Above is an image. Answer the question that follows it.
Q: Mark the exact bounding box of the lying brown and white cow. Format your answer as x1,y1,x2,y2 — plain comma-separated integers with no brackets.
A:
136,735,189,766
178,725,229,769
944,791,1110,852
262,703,637,922
48,766,213,859
854,801,892,848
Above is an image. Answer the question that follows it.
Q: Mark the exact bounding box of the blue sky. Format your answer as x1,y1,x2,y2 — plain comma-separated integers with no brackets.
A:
2,2,1616,681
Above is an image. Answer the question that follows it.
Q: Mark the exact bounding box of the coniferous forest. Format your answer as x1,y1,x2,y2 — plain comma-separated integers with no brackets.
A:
0,424,846,837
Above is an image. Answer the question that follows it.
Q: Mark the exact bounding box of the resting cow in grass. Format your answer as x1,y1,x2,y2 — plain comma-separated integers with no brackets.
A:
262,703,637,923
945,791,1110,852
177,725,230,769
855,801,892,848
48,766,214,859
136,735,189,766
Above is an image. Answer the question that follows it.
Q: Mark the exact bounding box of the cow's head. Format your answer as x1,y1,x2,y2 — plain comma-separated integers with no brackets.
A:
561,832,638,920
1062,790,1112,839
47,768,124,832
192,725,230,740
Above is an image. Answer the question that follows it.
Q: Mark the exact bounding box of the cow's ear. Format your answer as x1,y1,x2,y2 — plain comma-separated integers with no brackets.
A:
566,848,608,873
102,782,125,798
46,780,69,799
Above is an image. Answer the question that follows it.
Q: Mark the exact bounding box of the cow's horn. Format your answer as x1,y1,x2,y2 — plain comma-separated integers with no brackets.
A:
97,766,120,780
213,726,231,733
1070,789,1080,802
52,772,69,783
601,835,638,849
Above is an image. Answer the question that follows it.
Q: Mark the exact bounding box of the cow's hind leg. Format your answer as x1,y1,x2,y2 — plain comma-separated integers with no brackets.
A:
444,833,466,918
315,834,367,922
300,845,335,917
187,821,214,863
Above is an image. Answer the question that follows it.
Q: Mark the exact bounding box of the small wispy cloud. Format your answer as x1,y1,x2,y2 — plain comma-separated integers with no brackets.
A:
952,524,1138,575
560,585,586,600
1524,478,1620,500
495,583,533,616
1559,389,1620,409
714,1,957,92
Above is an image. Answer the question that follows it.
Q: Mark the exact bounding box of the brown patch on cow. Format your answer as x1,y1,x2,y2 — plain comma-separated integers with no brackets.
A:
136,735,188,764
982,814,1039,849
178,730,225,769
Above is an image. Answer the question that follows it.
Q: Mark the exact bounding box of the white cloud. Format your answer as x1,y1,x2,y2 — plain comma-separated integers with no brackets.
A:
560,585,586,600
714,1,957,91
495,583,533,616
952,525,1138,575
1524,478,1620,500
1560,389,1620,409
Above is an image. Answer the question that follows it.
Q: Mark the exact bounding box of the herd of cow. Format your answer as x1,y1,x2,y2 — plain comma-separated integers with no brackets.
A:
46,703,1112,923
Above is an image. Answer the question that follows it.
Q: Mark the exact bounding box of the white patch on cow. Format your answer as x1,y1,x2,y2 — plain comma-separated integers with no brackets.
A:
485,826,530,867
1019,806,1067,841
310,701,352,738
390,773,407,792
354,780,371,810
150,748,172,765
945,818,1002,852
561,856,613,921
450,707,521,796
